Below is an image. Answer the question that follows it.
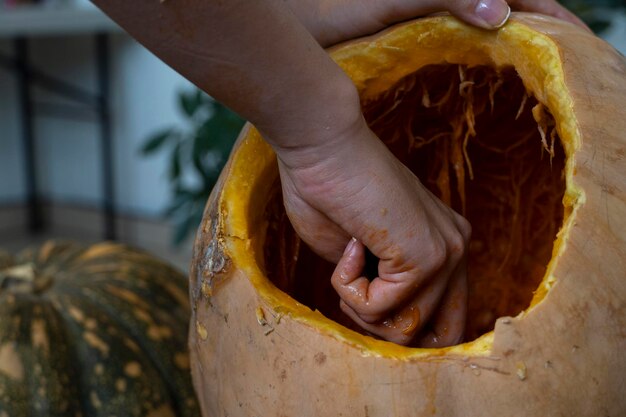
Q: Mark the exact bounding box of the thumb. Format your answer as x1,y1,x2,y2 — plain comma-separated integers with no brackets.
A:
446,0,511,30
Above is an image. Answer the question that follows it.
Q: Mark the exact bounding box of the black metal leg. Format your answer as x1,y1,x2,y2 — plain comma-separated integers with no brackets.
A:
95,33,116,241
14,37,43,234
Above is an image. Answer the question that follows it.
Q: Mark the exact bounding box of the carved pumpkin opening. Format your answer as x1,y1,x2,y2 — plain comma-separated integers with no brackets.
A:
263,64,566,343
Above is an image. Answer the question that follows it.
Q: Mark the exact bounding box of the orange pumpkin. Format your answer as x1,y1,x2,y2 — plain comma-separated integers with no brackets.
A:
190,14,626,416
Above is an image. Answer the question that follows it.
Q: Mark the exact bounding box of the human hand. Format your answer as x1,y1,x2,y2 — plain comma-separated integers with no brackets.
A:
274,116,471,347
288,0,590,47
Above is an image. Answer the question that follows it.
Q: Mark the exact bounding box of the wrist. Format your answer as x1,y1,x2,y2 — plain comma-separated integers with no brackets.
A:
259,71,365,170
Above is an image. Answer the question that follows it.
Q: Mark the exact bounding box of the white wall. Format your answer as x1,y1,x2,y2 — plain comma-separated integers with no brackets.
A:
0,31,193,217
109,34,194,215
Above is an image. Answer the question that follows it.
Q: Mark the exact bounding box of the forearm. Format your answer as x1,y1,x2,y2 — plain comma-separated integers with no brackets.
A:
92,0,361,153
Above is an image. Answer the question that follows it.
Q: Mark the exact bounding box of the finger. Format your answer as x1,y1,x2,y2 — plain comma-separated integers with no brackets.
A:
338,269,449,345
331,239,385,323
331,237,367,290
332,235,455,322
415,258,468,348
339,300,421,345
335,232,468,346
333,239,453,343
508,0,592,32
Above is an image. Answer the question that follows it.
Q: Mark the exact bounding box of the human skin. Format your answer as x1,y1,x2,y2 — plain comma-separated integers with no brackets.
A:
91,0,588,346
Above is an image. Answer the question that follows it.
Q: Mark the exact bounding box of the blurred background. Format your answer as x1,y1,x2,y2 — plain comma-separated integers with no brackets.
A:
0,0,624,272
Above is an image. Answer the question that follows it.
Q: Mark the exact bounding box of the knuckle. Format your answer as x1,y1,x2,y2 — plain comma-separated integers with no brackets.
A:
416,221,470,276
424,236,447,274
457,216,472,243
341,300,387,325
388,333,414,346
357,298,391,321
443,215,472,264
342,296,385,322
358,312,386,324
447,232,466,263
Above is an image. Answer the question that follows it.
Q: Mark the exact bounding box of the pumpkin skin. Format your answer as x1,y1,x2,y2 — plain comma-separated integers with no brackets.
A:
0,241,200,417
190,13,626,417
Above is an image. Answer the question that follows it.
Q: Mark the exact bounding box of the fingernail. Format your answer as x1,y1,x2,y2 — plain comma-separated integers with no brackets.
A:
344,237,357,256
475,0,511,29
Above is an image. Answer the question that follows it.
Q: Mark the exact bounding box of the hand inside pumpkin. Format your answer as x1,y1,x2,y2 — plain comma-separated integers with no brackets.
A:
276,116,471,347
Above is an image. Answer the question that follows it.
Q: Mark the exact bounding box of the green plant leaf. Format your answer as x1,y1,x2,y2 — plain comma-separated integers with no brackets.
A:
190,148,222,188
558,0,626,33
194,104,244,158
140,129,174,155
588,20,612,33
172,215,196,245
195,118,221,153
172,200,205,244
169,142,183,180
165,189,194,216
191,151,209,183
142,90,247,245
180,90,203,118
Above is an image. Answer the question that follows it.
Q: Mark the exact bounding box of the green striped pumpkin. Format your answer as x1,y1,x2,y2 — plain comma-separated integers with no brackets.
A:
0,241,199,417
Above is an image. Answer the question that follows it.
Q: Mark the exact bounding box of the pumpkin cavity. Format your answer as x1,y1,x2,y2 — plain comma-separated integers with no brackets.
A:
264,64,566,345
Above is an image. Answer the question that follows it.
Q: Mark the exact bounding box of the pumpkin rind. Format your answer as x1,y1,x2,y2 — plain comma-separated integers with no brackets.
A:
191,14,626,417
0,241,200,417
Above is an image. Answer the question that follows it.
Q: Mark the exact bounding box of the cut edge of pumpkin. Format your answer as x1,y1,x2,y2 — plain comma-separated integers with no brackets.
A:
219,15,584,360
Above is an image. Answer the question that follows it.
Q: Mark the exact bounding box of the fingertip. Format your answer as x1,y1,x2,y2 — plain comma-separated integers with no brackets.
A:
417,268,468,348
332,240,381,321
473,0,511,29
415,314,463,348
492,2,511,28
343,237,358,256
332,238,365,285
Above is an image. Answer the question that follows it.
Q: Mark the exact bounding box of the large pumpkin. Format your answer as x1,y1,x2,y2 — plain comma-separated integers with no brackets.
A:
190,14,626,416
0,241,200,417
